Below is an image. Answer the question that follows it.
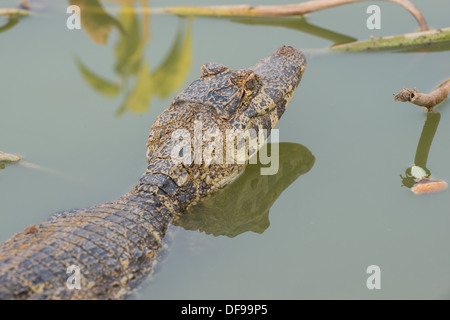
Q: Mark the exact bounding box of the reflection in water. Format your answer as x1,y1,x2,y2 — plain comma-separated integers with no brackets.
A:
400,112,448,194
398,41,450,53
74,0,192,115
232,16,356,46
70,0,124,44
174,143,315,238
0,16,19,34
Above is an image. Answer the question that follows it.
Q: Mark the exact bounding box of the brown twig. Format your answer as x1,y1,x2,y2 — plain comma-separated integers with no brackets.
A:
163,0,429,31
394,78,450,111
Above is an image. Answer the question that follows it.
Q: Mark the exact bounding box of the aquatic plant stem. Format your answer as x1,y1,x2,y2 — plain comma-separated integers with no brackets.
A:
162,0,429,31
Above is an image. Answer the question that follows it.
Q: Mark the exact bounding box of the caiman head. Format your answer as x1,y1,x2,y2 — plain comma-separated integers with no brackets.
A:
172,45,306,134
144,46,306,199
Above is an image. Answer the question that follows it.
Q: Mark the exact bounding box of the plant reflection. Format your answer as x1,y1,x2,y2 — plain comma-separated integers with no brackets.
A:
70,0,124,44
400,112,448,194
74,0,192,115
173,143,315,238
0,16,19,34
231,16,356,46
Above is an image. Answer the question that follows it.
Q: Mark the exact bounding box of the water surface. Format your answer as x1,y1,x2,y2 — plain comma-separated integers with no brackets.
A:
1,0,450,299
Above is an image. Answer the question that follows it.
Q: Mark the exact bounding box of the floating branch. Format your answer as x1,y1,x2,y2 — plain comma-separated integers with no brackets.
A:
332,27,450,51
0,151,22,162
0,8,30,16
394,78,450,112
162,0,429,31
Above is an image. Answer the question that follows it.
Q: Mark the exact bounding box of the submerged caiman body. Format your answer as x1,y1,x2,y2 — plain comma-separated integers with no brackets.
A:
0,46,306,299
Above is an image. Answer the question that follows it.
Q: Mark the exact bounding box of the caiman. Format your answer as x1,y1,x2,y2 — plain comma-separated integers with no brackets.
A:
0,46,306,299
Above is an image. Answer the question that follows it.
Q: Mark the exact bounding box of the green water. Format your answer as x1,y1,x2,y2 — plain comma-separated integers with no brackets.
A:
1,0,450,299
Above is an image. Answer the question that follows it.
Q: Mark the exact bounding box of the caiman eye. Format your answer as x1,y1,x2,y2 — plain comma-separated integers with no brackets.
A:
230,71,259,91
245,73,259,90
201,62,228,77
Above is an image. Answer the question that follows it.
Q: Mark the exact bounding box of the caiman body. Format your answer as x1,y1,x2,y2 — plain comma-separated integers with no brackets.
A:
0,46,306,299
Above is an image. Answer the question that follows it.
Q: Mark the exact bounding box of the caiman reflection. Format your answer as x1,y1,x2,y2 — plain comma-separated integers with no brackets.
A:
174,143,315,237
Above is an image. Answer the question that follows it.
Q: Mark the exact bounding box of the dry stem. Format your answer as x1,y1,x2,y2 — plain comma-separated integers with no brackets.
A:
163,0,429,31
394,78,450,111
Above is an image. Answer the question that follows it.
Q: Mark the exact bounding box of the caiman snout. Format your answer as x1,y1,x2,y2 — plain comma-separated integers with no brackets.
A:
251,45,306,90
231,46,306,132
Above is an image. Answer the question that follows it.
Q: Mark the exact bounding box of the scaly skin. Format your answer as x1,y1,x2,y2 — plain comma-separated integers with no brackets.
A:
0,46,306,299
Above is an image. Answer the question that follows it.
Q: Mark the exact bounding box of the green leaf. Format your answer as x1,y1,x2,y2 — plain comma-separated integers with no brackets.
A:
114,4,142,76
70,0,124,45
119,62,153,115
75,58,121,97
0,17,19,34
152,21,193,99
